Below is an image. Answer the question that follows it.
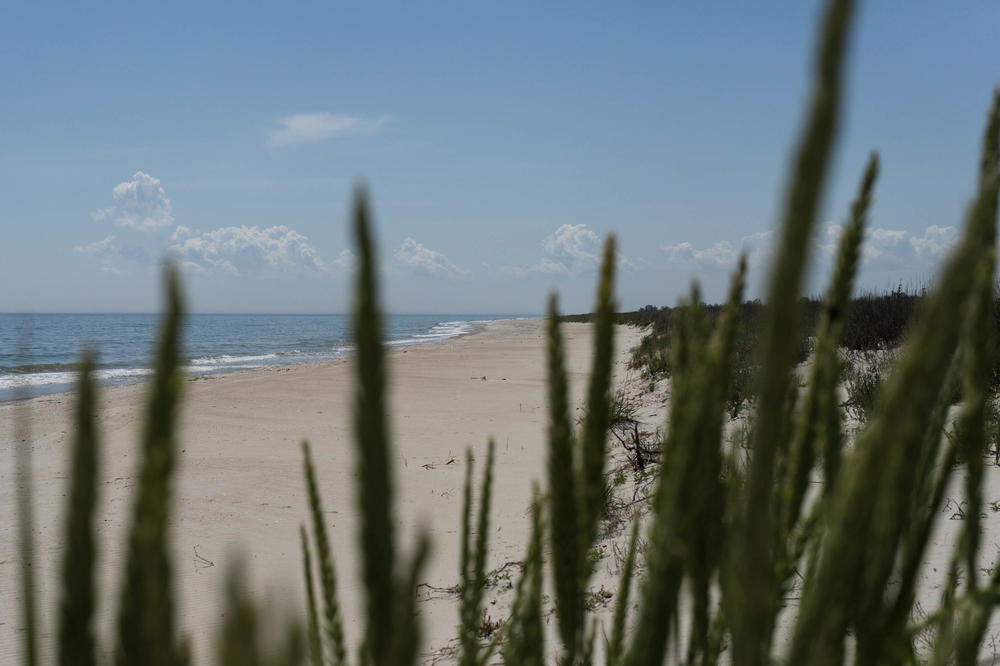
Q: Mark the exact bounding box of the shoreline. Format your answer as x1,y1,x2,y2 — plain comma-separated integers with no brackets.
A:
0,316,535,404
0,318,645,664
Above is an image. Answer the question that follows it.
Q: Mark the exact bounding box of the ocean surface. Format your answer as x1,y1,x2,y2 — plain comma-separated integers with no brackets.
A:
0,313,530,401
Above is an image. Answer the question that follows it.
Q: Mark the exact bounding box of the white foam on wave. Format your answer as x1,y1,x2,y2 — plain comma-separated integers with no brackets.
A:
384,320,474,347
0,367,155,390
190,353,279,366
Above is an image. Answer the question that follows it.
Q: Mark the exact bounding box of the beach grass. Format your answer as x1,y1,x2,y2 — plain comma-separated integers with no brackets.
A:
11,0,1000,662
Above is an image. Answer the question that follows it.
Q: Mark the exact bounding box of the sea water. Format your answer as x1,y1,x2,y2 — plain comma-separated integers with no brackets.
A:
0,313,529,401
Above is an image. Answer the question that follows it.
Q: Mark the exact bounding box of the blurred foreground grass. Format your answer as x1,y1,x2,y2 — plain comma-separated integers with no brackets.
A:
11,0,1000,662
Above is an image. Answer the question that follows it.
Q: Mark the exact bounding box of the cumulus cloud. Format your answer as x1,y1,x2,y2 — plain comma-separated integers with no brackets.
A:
662,231,775,272
909,224,957,258
92,171,174,230
664,223,961,276
393,237,469,278
542,224,601,268
167,225,333,276
504,223,632,276
266,112,390,147
661,240,739,270
79,171,352,278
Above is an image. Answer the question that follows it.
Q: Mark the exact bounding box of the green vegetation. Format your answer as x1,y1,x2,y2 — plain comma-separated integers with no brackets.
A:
11,0,1000,662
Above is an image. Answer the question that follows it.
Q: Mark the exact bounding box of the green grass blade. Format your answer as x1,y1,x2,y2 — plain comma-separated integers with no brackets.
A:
116,264,186,666
788,89,1000,666
217,562,260,666
301,440,347,666
607,518,640,666
546,293,583,657
623,292,705,666
459,440,495,666
471,441,495,649
351,187,397,665
728,0,857,659
780,153,878,539
59,351,100,666
503,491,545,666
299,525,323,666
957,253,996,593
390,531,431,666
579,237,617,548
458,450,476,664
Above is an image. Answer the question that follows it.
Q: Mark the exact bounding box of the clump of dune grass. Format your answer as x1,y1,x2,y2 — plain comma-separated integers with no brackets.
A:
11,0,1000,663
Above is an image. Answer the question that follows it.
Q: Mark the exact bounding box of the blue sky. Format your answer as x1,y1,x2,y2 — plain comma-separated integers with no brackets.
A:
1,1,997,314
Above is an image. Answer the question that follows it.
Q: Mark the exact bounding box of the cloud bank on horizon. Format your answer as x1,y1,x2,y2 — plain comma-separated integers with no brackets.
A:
74,166,963,310
76,170,470,283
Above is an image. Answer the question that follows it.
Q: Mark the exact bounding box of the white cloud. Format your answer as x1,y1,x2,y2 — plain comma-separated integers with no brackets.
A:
330,249,355,271
74,236,128,274
74,235,117,255
266,112,390,147
504,223,630,277
662,230,775,272
864,228,907,261
664,224,961,277
393,237,469,278
168,225,332,276
80,171,351,279
660,240,739,270
93,171,174,231
909,224,957,258
180,260,209,276
500,256,569,277
818,224,908,263
543,224,601,268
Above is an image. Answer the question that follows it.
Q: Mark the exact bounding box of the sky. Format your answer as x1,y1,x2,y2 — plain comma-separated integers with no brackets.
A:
1,1,997,314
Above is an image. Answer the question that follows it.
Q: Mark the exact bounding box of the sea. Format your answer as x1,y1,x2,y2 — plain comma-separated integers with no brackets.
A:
0,313,530,401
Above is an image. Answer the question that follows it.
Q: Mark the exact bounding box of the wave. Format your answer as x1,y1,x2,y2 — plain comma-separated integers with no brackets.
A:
189,353,280,366
0,367,154,390
385,320,475,347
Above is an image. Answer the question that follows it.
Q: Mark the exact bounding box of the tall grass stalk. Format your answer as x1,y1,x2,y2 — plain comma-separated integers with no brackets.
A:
351,187,398,666
502,491,545,666
788,85,1000,666
59,351,100,666
13,3,1000,664
729,0,855,661
458,440,496,666
299,526,323,666
116,265,187,666
301,440,347,666
545,236,617,662
780,153,877,538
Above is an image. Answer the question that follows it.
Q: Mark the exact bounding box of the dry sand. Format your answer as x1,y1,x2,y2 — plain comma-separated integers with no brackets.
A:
1,319,646,664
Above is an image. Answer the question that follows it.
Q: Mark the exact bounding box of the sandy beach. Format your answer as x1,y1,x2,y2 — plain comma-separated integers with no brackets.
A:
1,319,646,664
